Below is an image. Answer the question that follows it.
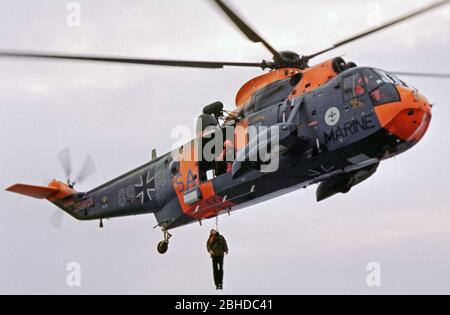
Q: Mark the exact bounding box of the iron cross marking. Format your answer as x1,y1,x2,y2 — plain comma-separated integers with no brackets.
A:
135,170,155,204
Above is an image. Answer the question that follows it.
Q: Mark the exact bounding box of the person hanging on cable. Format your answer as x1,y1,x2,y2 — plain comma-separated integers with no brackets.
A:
206,228,229,290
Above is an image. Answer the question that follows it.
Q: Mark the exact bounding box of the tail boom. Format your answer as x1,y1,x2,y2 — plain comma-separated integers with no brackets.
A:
6,179,76,201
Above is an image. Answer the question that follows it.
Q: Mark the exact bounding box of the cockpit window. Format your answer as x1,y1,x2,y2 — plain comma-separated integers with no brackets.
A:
343,69,401,107
375,68,410,88
387,73,409,88
374,69,394,84
362,69,382,92
343,69,381,101
370,83,400,106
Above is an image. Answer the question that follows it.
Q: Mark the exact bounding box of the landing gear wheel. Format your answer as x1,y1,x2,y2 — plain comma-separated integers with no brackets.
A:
157,229,172,254
157,240,169,254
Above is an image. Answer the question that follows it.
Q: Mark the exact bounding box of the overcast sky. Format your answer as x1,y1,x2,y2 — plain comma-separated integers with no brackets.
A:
0,0,449,294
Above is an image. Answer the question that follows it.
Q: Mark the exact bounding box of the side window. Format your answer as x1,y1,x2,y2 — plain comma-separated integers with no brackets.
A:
362,69,381,93
343,72,366,109
343,73,365,101
245,77,294,115
343,75,353,101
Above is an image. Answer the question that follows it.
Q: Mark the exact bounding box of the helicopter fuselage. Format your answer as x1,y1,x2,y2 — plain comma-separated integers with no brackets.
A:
50,62,431,230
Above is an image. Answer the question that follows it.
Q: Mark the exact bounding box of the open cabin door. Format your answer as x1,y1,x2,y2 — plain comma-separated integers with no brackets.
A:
172,136,234,219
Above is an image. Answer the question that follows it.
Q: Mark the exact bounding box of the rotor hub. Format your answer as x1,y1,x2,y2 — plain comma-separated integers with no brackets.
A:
261,51,309,70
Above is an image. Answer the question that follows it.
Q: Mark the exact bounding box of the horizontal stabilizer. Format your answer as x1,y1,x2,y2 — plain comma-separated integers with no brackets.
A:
6,184,59,199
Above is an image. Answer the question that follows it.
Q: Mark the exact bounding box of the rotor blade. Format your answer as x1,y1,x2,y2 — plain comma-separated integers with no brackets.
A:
57,148,72,183
0,51,263,69
49,210,63,230
390,71,450,79
74,154,96,185
212,0,283,61
307,0,450,59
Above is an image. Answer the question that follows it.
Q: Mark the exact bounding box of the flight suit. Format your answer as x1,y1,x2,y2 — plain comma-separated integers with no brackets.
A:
206,233,228,289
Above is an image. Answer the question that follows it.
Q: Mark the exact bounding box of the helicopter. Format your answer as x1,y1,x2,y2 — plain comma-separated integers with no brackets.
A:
4,0,450,254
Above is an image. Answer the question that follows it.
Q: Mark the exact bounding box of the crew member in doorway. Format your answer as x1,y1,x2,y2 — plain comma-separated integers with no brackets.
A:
216,139,235,174
207,229,229,290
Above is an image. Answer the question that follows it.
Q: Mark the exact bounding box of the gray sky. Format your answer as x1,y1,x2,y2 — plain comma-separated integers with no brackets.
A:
0,0,449,294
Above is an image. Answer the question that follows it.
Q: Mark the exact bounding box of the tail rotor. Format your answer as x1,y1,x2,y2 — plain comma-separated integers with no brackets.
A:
50,148,96,229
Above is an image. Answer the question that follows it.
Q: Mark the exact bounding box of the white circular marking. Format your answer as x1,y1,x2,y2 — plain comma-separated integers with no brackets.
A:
325,107,341,126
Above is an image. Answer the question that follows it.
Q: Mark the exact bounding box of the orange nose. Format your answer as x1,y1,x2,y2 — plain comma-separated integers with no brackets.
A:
374,87,432,144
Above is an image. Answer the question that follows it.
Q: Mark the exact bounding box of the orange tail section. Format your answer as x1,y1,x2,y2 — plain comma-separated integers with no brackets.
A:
6,179,76,201
6,184,59,199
